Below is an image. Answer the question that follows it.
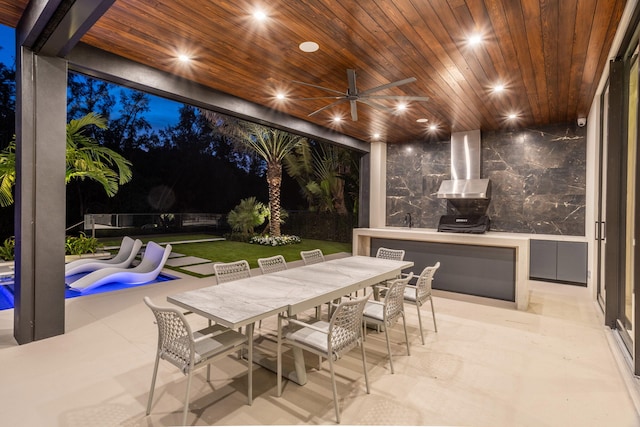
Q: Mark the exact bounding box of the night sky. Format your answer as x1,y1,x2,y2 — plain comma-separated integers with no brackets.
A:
0,23,181,131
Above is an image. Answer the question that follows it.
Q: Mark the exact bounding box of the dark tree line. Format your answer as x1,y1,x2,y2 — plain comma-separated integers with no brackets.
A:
0,59,360,240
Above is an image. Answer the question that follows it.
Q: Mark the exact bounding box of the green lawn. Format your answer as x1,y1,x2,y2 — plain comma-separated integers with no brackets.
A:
99,234,352,270
172,239,351,268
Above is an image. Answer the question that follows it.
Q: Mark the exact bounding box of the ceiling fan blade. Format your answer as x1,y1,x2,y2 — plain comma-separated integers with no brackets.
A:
350,100,358,121
359,77,417,96
294,96,344,101
358,98,394,114
292,80,345,96
308,99,348,117
347,69,357,95
364,95,430,102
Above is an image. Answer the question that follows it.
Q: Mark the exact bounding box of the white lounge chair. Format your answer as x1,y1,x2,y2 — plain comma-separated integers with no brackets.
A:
65,236,143,277
67,242,172,293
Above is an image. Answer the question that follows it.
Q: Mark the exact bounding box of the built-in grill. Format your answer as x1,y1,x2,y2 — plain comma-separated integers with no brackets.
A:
437,215,490,234
435,130,492,233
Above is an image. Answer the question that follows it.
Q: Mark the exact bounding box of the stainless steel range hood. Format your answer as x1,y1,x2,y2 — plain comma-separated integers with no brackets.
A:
436,130,491,199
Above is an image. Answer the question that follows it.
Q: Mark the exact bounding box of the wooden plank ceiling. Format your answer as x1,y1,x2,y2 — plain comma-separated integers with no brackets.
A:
0,0,627,143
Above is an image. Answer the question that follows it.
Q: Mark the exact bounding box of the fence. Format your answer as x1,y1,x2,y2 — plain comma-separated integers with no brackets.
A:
82,213,226,237
80,211,357,243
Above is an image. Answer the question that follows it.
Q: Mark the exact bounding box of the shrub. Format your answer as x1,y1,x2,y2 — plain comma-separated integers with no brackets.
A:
226,197,268,237
0,237,15,261
250,234,301,246
65,232,100,255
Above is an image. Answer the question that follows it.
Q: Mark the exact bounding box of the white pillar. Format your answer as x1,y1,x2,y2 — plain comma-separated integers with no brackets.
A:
369,141,387,228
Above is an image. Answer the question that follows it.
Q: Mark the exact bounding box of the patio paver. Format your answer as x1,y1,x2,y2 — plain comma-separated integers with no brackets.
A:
164,256,210,267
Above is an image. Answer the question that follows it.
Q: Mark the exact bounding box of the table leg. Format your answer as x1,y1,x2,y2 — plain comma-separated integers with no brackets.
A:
246,322,254,406
292,347,307,385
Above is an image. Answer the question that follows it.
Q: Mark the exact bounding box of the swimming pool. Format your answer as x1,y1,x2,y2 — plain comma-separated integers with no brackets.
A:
0,273,177,310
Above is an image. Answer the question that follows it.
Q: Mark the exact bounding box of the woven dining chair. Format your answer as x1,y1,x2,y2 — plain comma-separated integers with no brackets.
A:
404,262,440,344
277,294,371,423
362,272,413,374
213,259,251,284
257,255,287,274
375,247,406,261
143,297,251,426
213,259,262,327
371,247,406,299
300,248,325,265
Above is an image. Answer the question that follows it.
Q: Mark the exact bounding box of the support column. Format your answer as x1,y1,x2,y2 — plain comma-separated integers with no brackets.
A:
369,141,387,228
14,47,67,344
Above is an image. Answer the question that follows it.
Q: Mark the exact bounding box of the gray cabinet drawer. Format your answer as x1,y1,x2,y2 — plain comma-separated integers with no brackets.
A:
530,240,587,285
530,240,557,280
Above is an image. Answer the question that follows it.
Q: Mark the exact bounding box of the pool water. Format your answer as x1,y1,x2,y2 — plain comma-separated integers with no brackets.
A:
0,273,176,311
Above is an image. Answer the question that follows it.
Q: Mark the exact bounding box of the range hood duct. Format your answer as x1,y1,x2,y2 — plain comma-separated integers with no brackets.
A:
437,130,491,199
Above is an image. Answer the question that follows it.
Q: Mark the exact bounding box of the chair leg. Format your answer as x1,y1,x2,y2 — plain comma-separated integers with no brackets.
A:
384,325,394,374
429,297,438,332
183,371,194,426
146,353,161,415
401,312,410,356
328,357,340,423
360,340,370,394
416,303,425,345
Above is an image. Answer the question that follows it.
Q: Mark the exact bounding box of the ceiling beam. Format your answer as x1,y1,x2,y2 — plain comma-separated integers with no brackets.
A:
17,0,114,56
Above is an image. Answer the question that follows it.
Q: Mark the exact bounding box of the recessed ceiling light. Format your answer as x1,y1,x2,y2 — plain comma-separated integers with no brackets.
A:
373,133,381,139
333,116,342,122
397,103,407,111
299,41,319,53
468,34,482,46
253,9,267,21
508,113,518,120
429,124,437,131
178,54,191,62
416,118,429,123
276,93,286,100
493,84,505,92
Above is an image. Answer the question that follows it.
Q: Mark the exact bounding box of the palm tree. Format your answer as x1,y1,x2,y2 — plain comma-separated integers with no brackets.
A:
201,110,305,237
239,124,305,236
284,142,357,215
0,140,15,207
0,112,133,207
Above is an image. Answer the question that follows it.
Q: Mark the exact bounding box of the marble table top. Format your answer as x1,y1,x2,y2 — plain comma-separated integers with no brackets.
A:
167,255,413,329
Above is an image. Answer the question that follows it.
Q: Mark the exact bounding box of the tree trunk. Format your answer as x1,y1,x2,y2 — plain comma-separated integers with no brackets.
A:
333,177,348,215
266,161,282,236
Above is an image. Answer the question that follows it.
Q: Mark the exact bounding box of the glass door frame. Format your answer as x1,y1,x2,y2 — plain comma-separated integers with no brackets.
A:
606,24,640,373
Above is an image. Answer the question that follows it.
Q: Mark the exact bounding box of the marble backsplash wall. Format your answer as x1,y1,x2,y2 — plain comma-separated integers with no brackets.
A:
386,123,587,235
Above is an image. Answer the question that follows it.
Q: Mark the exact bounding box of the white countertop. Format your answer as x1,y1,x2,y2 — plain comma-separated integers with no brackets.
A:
357,227,587,243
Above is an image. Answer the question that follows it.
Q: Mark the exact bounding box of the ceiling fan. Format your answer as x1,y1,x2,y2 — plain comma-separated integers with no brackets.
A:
292,69,429,121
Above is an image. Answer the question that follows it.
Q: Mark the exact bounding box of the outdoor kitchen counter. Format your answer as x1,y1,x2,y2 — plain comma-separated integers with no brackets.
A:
353,227,530,310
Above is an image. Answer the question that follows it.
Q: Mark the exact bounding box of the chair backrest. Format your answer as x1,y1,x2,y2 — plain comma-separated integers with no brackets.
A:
328,294,371,359
376,247,405,261
144,296,194,373
213,260,251,284
383,272,414,325
415,262,440,303
111,236,142,263
258,255,287,274
137,242,173,273
300,249,325,265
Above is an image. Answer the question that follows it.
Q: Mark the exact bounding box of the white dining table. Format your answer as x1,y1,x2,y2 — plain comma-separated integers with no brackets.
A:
167,255,414,399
